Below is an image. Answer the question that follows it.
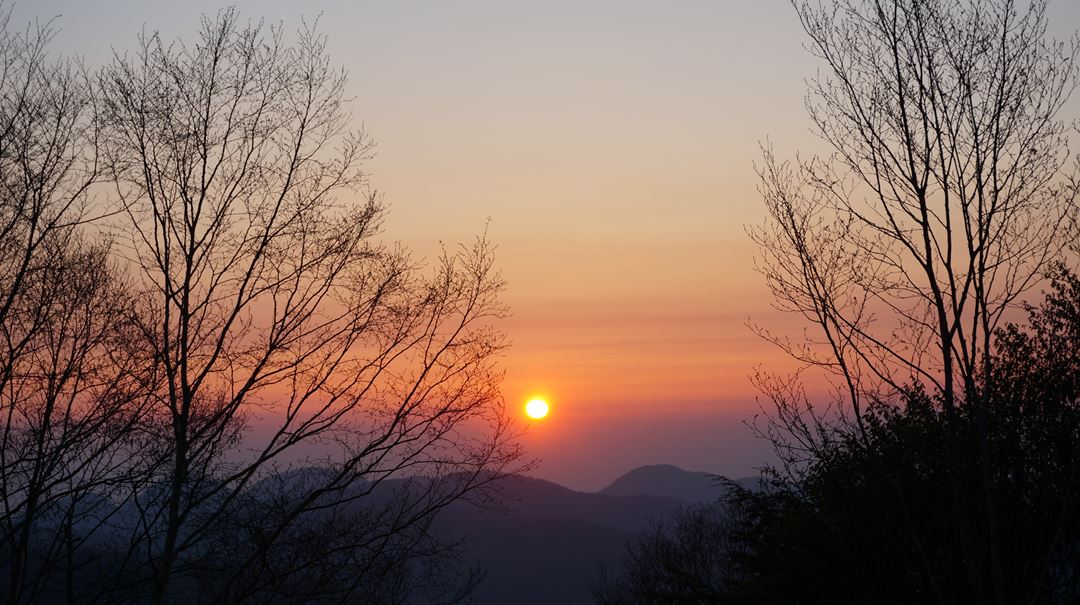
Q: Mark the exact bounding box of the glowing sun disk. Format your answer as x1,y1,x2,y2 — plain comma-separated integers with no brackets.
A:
525,398,549,419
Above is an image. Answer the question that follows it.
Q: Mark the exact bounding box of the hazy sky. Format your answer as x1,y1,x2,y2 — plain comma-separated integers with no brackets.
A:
18,0,1080,490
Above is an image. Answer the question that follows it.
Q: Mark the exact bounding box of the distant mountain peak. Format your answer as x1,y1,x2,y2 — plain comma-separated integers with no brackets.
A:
624,463,696,474
599,464,724,504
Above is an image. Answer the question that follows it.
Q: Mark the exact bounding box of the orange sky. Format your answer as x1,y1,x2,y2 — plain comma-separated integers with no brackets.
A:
24,0,1080,490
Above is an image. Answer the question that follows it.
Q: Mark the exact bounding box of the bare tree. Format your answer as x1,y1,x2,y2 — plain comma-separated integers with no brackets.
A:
0,9,150,604
97,10,522,603
750,0,1079,603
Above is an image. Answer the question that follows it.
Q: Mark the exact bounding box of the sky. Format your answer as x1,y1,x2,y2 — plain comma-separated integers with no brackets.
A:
18,0,1080,491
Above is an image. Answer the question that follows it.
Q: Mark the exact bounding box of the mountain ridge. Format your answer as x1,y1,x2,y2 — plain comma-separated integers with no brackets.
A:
436,464,759,604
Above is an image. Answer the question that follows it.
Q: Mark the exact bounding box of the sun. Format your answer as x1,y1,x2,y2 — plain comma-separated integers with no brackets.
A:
525,398,550,420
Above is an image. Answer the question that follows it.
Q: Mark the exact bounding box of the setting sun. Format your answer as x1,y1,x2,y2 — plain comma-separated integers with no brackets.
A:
525,398,550,419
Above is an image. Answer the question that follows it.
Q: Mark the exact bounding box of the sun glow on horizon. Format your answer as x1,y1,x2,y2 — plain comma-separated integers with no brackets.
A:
525,398,550,420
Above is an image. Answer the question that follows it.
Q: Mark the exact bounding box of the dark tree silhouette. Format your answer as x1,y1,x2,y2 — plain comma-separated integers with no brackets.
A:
0,9,150,604
729,268,1080,603
0,7,524,605
594,267,1080,604
94,11,523,603
746,0,1079,602
596,1,1080,603
592,505,736,605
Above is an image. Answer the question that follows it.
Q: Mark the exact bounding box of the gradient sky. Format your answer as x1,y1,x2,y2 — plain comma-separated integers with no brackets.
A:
20,0,1080,490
